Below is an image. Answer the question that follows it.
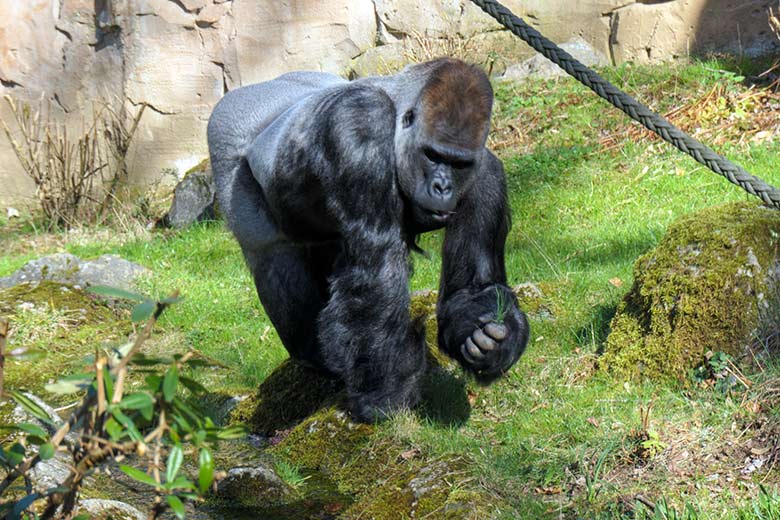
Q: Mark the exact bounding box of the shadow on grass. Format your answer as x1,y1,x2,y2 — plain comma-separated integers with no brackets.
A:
575,303,618,355
234,355,471,434
418,363,471,427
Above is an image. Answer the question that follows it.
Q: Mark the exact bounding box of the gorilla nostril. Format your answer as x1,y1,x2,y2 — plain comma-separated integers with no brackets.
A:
431,179,452,198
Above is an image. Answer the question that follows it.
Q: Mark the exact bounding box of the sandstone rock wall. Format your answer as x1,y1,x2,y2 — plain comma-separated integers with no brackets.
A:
0,0,775,205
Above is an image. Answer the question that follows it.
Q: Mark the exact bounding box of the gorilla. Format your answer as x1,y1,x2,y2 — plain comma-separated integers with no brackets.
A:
207,58,529,422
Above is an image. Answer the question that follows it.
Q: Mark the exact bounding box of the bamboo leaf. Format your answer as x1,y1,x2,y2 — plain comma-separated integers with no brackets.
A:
198,448,214,494
131,300,156,323
166,444,183,483
166,495,185,519
120,464,158,487
163,365,179,403
87,285,147,302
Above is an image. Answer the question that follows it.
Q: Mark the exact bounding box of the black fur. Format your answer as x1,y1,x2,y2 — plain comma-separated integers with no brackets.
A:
207,59,529,422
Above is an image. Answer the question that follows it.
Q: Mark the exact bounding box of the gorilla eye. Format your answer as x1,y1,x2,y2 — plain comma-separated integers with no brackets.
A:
402,110,415,128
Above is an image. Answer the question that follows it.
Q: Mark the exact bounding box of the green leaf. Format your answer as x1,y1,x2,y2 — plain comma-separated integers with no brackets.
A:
166,445,183,483
110,408,143,442
215,424,247,440
88,285,148,302
8,391,53,425
198,448,214,494
105,417,123,441
103,367,114,401
160,295,184,305
72,515,91,520
166,494,185,519
16,422,48,438
45,377,91,395
7,443,26,466
119,392,155,410
120,464,158,487
166,476,195,491
140,403,154,422
163,365,179,403
132,300,156,322
38,443,55,460
179,376,207,395
11,492,41,518
145,374,163,391
132,354,170,366
26,435,47,446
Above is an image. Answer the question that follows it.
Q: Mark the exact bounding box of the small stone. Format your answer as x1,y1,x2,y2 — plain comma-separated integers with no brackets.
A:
216,464,293,507
78,499,145,520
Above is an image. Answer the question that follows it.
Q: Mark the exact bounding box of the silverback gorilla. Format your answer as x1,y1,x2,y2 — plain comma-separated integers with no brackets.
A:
207,58,529,422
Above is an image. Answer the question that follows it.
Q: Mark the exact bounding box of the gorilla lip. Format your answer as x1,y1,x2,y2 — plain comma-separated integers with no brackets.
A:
429,209,454,222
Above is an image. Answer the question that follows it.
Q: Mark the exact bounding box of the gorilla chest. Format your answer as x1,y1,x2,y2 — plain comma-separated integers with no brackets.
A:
264,174,339,243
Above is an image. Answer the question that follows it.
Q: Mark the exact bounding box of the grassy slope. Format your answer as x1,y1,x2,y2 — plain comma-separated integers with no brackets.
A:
2,59,780,518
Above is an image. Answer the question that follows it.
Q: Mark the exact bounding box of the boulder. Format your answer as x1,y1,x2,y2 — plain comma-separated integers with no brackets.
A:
601,202,780,381
161,159,217,228
0,254,148,291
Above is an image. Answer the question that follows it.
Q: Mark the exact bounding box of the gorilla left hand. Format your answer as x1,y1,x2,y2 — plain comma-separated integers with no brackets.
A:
438,284,529,383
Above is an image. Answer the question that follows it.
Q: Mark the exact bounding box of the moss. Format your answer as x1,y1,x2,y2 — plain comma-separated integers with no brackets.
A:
601,202,780,381
270,406,492,518
0,282,127,400
183,157,210,177
275,407,374,472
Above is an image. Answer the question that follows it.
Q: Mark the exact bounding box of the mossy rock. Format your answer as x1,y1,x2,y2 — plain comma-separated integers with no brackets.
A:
274,407,490,519
601,202,780,381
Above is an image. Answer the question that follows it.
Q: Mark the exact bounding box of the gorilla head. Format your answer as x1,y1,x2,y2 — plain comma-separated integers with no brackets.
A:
395,59,494,230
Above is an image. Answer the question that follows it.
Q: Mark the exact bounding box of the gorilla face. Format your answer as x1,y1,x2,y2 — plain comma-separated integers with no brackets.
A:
394,59,493,231
396,107,489,231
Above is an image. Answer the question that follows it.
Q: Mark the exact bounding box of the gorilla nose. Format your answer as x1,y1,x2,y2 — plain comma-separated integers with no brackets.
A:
430,177,452,199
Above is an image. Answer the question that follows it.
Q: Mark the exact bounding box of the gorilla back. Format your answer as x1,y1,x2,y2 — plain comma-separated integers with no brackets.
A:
207,59,529,422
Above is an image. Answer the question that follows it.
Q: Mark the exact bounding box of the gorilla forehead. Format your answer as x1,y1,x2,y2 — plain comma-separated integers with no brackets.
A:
419,59,493,149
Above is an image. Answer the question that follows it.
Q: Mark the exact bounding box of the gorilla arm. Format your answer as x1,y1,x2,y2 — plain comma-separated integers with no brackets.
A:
436,152,529,383
310,85,426,422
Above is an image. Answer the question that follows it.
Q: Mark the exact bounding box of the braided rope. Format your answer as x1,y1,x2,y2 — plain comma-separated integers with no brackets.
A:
470,0,780,208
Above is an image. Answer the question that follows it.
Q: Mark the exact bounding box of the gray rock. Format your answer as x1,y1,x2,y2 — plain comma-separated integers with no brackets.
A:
30,456,72,490
0,253,148,291
502,36,609,82
216,464,293,507
78,499,146,520
163,166,217,228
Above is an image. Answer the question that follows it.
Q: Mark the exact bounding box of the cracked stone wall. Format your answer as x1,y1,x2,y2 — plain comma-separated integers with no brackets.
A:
0,0,775,205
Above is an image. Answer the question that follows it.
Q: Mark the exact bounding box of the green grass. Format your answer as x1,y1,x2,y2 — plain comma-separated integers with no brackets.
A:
2,58,780,517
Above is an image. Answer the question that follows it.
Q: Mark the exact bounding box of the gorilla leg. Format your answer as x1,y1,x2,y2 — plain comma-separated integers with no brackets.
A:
244,242,340,369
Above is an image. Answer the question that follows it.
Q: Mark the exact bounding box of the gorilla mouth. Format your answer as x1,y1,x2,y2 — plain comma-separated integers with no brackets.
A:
427,209,455,222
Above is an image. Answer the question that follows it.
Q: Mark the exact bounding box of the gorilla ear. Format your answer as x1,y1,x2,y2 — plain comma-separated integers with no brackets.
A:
401,109,415,129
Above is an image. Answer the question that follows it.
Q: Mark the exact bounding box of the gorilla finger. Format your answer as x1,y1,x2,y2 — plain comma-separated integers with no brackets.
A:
484,322,508,341
478,313,492,324
460,343,476,364
472,329,497,352
465,337,486,359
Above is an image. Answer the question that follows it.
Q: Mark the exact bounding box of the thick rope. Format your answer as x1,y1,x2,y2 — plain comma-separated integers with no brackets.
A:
470,0,780,209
